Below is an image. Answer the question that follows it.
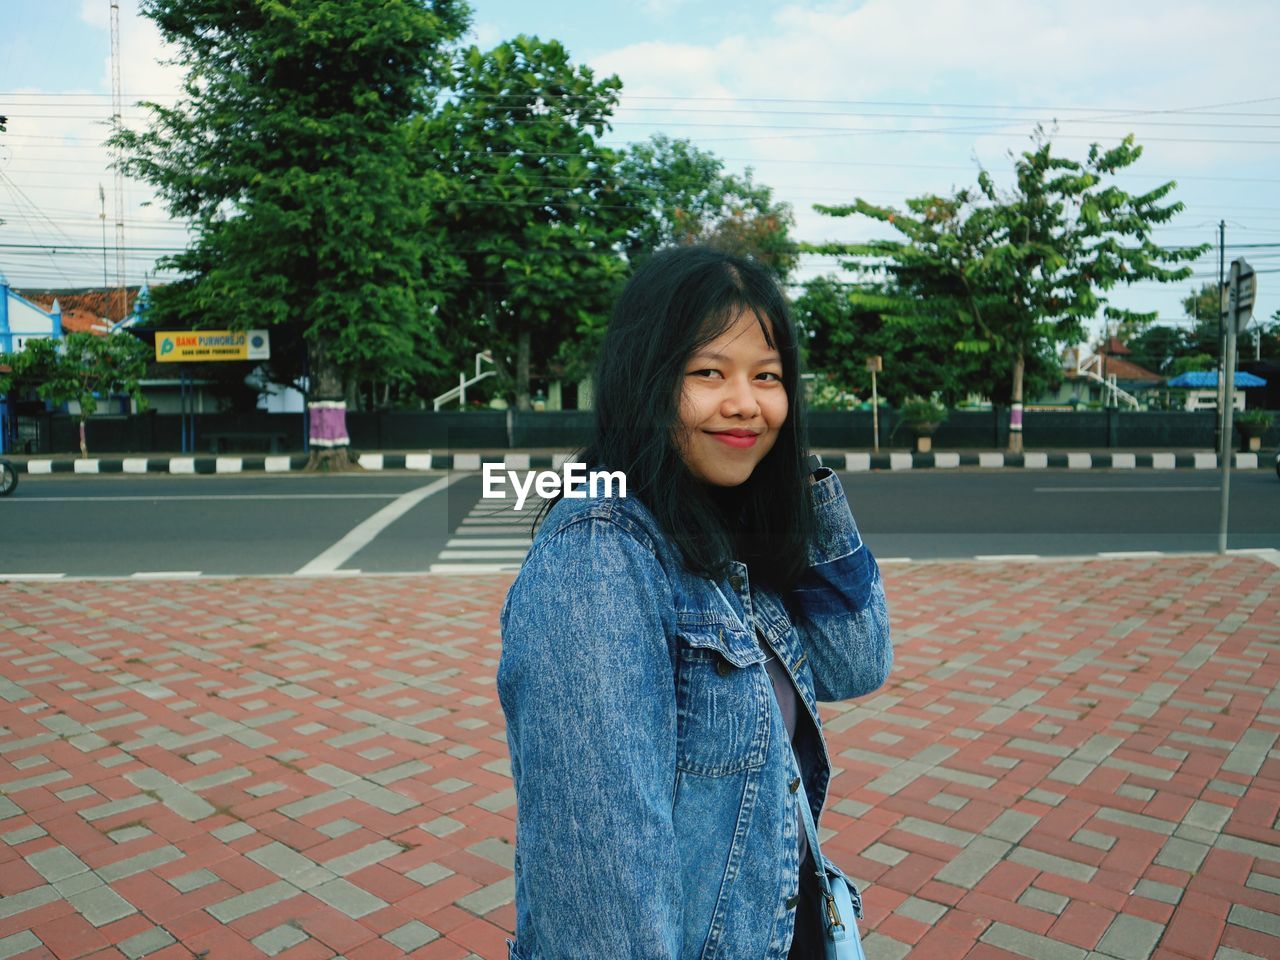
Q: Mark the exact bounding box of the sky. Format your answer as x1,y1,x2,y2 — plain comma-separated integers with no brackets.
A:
1,0,1278,349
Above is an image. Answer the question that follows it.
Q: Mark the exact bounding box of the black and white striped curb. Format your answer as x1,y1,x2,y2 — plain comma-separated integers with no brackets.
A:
9,449,1274,475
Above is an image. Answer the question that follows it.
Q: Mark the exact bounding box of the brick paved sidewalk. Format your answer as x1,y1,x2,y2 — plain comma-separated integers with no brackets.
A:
1,557,1277,960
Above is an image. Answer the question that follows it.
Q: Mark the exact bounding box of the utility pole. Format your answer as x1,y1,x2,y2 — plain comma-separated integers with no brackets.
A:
1214,221,1225,446
98,184,109,291
109,0,126,323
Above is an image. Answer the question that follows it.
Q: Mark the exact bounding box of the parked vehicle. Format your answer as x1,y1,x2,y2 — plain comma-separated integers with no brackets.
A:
0,459,16,496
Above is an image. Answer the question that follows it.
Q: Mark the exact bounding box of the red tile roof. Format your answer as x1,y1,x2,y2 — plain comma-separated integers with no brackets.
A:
18,287,143,325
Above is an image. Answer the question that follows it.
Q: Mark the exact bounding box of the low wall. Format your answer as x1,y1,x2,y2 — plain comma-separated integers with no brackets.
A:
7,408,1277,455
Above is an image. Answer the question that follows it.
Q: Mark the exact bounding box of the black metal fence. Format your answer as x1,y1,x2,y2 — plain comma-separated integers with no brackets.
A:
5,407,1277,455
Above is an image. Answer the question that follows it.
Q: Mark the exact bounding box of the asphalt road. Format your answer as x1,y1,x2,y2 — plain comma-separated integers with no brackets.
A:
0,468,1276,578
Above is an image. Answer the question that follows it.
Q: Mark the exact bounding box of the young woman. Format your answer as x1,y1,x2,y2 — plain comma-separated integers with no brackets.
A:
497,246,892,959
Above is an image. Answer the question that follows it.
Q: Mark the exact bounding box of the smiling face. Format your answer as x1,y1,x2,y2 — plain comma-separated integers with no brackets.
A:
675,308,789,488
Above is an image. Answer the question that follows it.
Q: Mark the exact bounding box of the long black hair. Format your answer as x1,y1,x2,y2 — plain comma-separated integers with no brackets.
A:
537,245,817,593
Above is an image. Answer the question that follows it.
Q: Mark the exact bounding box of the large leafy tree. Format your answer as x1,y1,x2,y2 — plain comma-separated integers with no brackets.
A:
812,134,1204,451
112,0,469,468
425,36,638,410
0,334,151,458
617,134,798,280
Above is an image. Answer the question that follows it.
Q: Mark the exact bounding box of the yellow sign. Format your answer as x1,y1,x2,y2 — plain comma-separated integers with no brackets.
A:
155,330,270,362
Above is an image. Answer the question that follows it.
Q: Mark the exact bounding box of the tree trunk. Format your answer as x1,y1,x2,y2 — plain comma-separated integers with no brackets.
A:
516,329,532,412
1008,351,1025,455
305,338,361,472
78,417,88,459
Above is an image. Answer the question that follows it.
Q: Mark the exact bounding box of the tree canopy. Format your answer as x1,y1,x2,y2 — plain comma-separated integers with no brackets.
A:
810,134,1205,449
425,35,636,409
112,0,470,465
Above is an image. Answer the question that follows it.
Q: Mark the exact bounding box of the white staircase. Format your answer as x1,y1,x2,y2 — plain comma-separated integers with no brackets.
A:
434,352,496,411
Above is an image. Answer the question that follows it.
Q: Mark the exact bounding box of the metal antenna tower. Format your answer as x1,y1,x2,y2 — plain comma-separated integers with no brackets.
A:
109,0,127,321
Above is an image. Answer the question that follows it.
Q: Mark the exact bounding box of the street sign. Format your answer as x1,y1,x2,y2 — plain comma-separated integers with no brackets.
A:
1229,258,1256,334
156,330,271,363
865,356,882,372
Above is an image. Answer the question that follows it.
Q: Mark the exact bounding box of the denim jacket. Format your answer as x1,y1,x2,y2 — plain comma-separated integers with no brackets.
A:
497,468,892,959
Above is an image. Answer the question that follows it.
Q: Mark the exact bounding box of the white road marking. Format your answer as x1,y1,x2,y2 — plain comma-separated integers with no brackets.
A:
295,474,463,575
1,493,404,503
131,571,202,579
974,554,1041,561
1098,551,1165,558
444,538,530,547
429,562,523,574
438,549,530,560
0,573,66,581
1034,486,1219,493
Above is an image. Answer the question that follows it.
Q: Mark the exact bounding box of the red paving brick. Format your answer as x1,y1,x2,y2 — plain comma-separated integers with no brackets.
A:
1,555,1277,959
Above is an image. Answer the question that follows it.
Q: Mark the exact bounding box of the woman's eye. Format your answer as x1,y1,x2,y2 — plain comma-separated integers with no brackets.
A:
689,369,720,378
758,371,783,382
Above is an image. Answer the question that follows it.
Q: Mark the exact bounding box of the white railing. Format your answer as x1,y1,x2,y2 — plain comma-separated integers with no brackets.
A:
1077,354,1139,409
434,351,496,411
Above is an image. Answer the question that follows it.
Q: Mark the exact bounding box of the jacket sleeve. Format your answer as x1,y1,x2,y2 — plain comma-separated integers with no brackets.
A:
787,468,892,703
497,515,683,959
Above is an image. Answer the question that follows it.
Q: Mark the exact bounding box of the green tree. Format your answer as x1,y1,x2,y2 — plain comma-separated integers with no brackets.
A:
0,334,150,458
111,0,469,468
618,134,798,279
811,134,1204,451
426,35,637,409
794,276,1060,408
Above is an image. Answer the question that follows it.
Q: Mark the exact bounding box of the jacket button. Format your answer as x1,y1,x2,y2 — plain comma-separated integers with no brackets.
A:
716,658,734,677
789,777,801,793
786,894,799,909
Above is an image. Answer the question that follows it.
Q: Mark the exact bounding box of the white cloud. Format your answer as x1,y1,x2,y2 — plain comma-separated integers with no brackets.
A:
589,0,1280,328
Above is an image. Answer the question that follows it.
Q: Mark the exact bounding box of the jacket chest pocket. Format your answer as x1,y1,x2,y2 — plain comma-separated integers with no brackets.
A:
674,626,769,776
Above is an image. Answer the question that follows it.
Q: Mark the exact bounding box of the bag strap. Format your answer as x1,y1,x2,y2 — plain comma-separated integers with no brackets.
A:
791,750,848,937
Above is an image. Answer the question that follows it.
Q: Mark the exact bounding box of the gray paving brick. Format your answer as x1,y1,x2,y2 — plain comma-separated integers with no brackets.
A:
0,931,41,960
98,844,184,882
984,810,1037,844
26,846,90,883
80,795,155,822
212,822,256,842
0,884,60,920
247,842,333,888
1134,879,1182,905
898,816,975,848
894,896,946,924
1228,904,1280,936
319,818,362,838
864,842,909,867
1155,837,1210,872
325,840,402,876
170,869,219,893
457,876,515,916
252,923,308,956
1018,886,1071,914
368,760,430,785
385,920,440,951
406,862,453,887
1073,829,1116,851
422,815,464,837
468,837,515,870
118,926,176,959
69,884,137,926
476,787,516,812
935,836,1010,886
1009,847,1097,883
1096,914,1163,960
982,921,1088,960
1247,871,1280,896
54,872,105,897
309,877,387,919
1096,807,1177,837
278,789,347,818
858,932,910,960
206,880,302,923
